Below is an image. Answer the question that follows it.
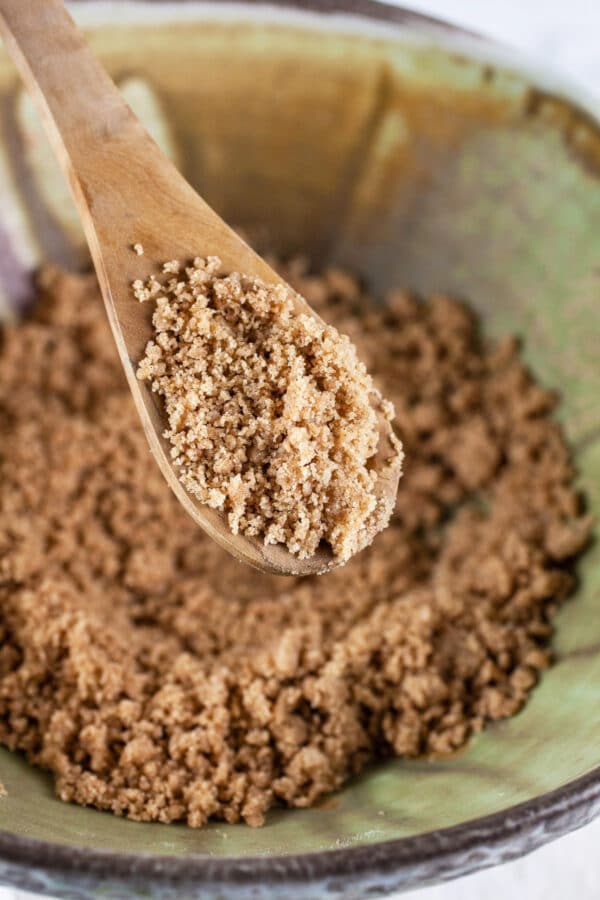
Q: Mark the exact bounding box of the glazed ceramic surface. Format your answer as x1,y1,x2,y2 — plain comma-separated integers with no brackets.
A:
1,1,600,897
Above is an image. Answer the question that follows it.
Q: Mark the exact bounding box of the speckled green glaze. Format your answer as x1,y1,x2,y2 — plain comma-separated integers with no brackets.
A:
1,1,600,897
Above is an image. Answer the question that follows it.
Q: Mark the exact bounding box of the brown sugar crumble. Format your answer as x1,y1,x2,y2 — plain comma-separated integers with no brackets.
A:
0,260,591,828
134,257,401,561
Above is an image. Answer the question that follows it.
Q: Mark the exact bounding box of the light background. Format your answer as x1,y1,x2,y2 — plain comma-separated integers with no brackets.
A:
2,0,600,897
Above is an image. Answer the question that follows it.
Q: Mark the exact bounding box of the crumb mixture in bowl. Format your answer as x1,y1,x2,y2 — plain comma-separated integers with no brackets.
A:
0,260,591,827
135,256,401,561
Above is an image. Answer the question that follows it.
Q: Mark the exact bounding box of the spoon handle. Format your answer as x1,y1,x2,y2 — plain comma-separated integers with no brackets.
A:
0,0,274,296
0,0,231,331
0,0,145,192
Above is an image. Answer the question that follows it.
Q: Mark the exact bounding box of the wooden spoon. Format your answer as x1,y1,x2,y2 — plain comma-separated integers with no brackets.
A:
0,0,401,576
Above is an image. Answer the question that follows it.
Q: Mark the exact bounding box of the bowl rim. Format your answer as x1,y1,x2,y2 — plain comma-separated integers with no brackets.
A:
2,765,600,894
2,0,600,896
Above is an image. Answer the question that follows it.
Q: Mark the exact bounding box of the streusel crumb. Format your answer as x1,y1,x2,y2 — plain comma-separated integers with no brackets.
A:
0,261,590,829
135,256,402,561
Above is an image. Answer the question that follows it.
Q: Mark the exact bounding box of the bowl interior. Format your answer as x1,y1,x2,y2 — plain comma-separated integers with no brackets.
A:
1,0,600,863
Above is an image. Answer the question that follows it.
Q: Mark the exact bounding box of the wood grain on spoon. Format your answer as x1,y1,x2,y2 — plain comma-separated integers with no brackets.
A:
0,0,402,576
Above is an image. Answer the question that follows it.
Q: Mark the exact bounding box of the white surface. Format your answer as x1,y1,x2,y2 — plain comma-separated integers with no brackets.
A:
2,0,600,898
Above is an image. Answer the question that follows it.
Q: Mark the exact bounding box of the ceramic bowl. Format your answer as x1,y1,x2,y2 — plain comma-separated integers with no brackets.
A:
1,1,600,897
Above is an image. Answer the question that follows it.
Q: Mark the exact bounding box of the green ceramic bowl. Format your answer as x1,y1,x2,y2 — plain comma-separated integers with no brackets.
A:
1,1,600,897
